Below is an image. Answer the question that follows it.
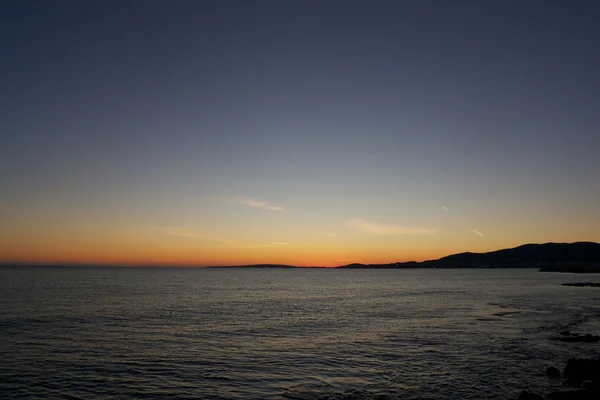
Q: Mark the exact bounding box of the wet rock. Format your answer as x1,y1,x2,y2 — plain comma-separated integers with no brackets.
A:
514,358,600,400
581,380,596,390
518,390,544,400
563,358,600,387
547,366,561,378
547,389,599,399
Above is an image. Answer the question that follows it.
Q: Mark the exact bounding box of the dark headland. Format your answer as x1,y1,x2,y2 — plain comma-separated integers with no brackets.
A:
338,242,600,272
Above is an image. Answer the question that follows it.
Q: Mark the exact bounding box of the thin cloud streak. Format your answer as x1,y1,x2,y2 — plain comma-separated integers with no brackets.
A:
346,218,437,235
160,227,211,239
159,227,290,249
233,242,291,249
236,197,284,212
470,229,485,237
159,227,234,245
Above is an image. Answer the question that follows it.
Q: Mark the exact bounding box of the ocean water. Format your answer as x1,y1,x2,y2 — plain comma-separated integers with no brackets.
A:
1,267,599,399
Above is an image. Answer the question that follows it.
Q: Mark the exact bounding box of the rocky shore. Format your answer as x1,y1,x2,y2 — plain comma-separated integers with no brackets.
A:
517,357,600,399
514,279,600,399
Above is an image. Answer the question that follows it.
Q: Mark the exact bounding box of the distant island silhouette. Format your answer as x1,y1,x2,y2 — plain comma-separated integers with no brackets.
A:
208,242,600,272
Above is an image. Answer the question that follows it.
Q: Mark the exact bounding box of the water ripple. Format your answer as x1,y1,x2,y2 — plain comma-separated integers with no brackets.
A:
1,268,599,399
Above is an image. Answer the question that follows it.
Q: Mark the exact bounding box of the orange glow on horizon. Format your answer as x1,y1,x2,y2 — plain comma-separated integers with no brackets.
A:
0,249,460,267
3,220,597,268
0,240,450,267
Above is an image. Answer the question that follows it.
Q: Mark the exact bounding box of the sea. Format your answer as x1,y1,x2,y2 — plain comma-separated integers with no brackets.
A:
1,267,599,399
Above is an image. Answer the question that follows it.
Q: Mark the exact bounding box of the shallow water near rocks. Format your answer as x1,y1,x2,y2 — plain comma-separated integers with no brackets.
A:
1,267,599,399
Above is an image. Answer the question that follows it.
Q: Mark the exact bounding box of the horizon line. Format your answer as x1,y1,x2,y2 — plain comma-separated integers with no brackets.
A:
1,241,596,269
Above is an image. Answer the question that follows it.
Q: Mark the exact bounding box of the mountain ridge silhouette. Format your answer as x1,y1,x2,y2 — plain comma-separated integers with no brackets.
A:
337,242,600,271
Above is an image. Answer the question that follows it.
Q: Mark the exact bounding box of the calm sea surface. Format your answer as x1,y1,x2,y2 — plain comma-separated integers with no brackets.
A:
1,267,599,399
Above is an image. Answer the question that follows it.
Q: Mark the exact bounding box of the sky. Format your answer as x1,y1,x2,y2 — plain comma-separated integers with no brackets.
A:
1,0,599,266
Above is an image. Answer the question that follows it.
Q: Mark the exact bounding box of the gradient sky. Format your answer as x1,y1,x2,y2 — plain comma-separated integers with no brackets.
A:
1,0,599,266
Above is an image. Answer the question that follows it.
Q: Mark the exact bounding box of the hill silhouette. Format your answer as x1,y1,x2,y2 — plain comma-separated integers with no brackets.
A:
338,242,600,272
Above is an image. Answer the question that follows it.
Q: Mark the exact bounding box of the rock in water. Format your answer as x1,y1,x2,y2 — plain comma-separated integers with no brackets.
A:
547,389,600,399
581,380,596,390
546,366,561,378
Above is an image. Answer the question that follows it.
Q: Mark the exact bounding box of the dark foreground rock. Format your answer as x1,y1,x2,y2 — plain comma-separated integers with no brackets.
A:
518,390,545,400
563,358,600,387
546,366,561,378
546,358,600,399
547,389,600,399
513,358,600,400
518,390,544,400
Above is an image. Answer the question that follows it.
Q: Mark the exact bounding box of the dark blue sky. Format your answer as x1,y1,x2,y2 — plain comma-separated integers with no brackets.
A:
1,0,599,265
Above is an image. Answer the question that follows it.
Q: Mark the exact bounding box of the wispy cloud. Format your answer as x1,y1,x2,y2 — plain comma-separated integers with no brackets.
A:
236,197,284,212
346,218,437,235
159,227,234,245
160,227,205,239
442,205,449,211
160,227,290,249
233,241,291,249
470,229,485,237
